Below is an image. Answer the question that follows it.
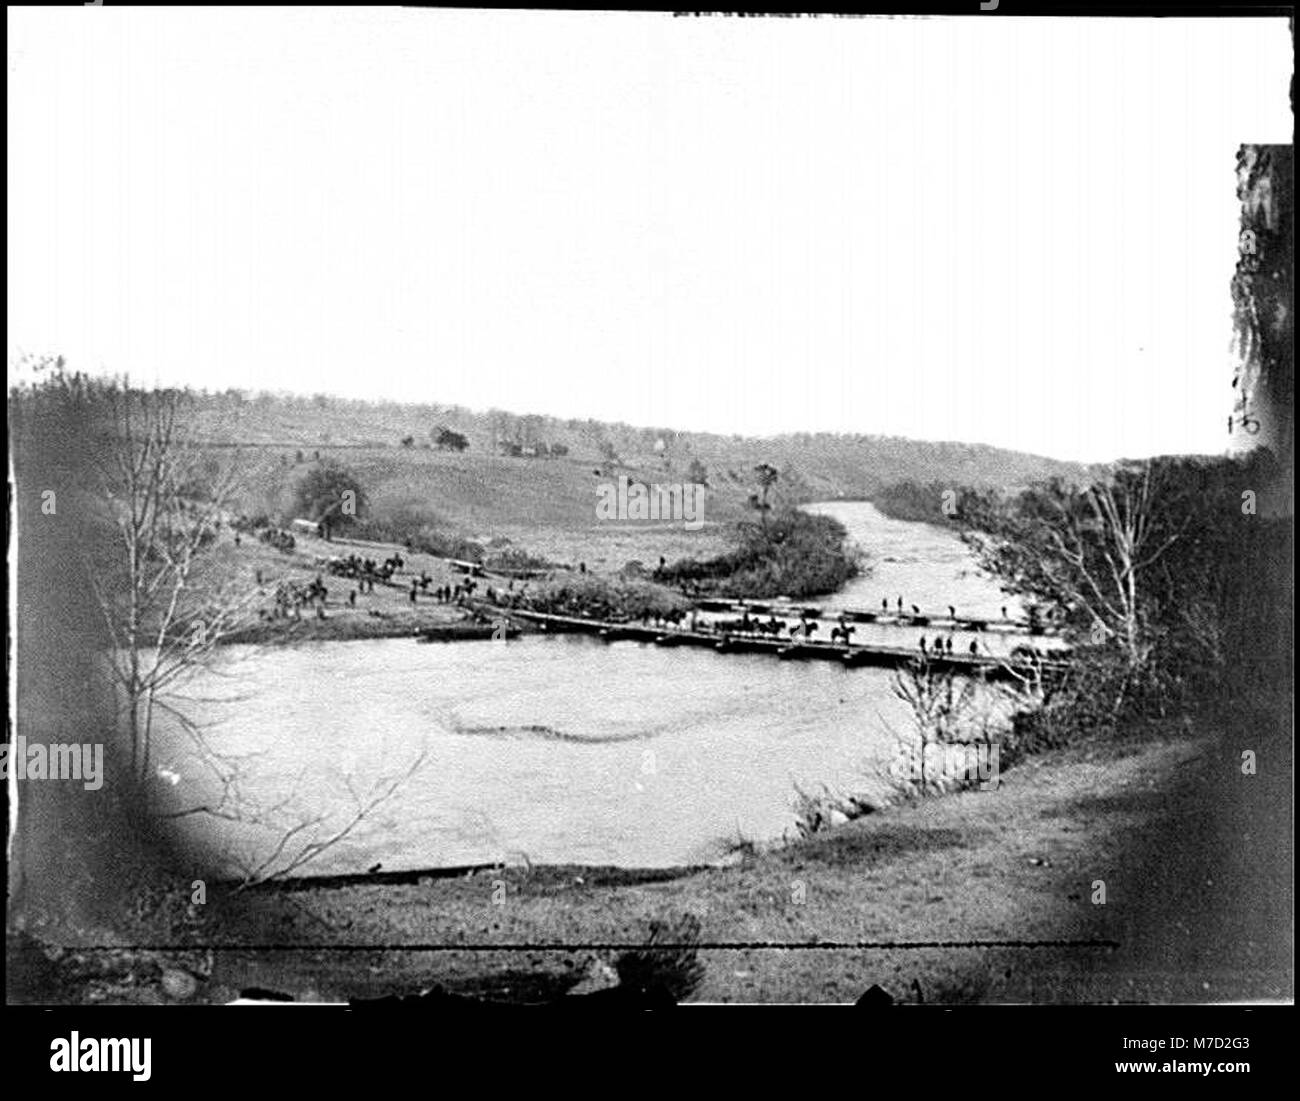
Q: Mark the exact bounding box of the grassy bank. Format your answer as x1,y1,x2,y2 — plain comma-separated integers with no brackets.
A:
16,691,1288,1005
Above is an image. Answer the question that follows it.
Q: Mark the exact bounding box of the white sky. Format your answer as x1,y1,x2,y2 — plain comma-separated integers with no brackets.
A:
7,9,1292,462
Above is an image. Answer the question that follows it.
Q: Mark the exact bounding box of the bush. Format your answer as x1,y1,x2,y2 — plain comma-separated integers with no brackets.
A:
350,506,437,546
657,508,862,599
434,427,469,452
524,575,689,620
484,546,553,572
790,782,876,839
613,914,705,1002
292,461,367,529
350,506,485,562
409,530,485,563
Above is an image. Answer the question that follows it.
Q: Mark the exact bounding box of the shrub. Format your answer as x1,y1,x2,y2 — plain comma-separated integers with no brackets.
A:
484,546,553,572
613,914,705,1001
350,507,485,562
524,575,689,620
790,782,876,839
292,461,366,529
657,508,862,599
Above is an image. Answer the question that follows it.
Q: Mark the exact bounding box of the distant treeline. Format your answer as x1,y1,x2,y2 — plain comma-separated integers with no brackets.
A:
871,480,964,526
173,386,1091,501
192,440,385,450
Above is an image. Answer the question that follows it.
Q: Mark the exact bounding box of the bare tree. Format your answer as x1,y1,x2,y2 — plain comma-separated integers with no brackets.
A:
76,376,431,887
748,463,779,530
889,656,981,792
165,746,430,888
86,383,259,782
962,463,1189,681
1051,468,1188,671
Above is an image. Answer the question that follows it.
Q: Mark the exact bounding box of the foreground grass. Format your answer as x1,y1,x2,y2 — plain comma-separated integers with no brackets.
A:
19,694,1286,1005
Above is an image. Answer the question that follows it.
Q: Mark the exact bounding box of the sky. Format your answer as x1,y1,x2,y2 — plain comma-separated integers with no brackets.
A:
6,9,1293,462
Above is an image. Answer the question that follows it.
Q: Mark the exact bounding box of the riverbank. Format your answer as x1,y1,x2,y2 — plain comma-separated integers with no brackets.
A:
222,605,519,645
208,513,856,648
205,527,538,645
22,690,1286,1005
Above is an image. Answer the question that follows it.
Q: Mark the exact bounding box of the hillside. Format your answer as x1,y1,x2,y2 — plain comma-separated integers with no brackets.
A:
190,391,1091,490
190,392,1091,541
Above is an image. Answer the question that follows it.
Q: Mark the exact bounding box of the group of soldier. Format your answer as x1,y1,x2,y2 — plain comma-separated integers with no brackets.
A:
920,634,980,656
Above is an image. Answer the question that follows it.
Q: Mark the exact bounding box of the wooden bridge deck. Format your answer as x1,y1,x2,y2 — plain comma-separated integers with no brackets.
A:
695,598,1059,636
500,609,1071,680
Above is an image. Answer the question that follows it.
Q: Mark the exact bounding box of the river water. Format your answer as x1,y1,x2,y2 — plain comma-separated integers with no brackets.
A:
157,502,1026,875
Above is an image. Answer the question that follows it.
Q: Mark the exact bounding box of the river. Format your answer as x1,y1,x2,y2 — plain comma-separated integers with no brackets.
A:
156,501,1026,876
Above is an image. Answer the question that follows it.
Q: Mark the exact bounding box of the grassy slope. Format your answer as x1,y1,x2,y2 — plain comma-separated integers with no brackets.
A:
189,395,1092,560
121,693,1284,1006
220,448,742,575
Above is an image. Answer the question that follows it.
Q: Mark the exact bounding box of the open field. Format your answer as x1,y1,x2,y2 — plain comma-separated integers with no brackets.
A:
188,394,1093,565
223,446,742,571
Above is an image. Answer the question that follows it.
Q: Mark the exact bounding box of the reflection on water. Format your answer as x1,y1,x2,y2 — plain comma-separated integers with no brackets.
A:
156,502,1024,875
